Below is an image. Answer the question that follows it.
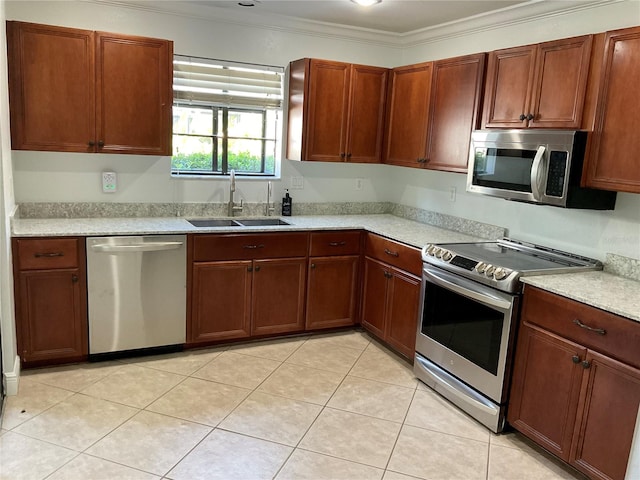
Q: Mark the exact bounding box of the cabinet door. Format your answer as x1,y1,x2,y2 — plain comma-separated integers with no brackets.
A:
384,62,432,167
96,32,172,155
361,257,389,339
529,36,592,128
304,60,350,162
306,255,360,330
7,22,95,152
18,269,87,364
346,65,388,163
508,323,586,460
425,53,485,172
252,258,306,336
190,260,252,343
385,267,421,359
570,351,640,480
585,26,640,193
483,45,536,128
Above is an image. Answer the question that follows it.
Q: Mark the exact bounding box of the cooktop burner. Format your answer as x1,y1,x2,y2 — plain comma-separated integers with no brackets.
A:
422,238,602,293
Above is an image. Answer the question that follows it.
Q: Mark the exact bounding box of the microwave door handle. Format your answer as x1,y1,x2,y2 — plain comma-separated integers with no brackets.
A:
530,146,546,201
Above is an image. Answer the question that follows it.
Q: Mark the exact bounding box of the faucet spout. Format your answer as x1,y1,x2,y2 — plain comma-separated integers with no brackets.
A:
228,169,243,217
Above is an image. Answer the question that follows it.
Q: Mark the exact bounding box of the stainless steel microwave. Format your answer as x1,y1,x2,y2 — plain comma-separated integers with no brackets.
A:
467,130,616,210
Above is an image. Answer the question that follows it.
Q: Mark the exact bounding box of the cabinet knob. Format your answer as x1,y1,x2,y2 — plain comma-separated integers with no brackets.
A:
340,153,346,159
571,355,580,364
526,113,534,121
346,153,352,158
247,266,253,272
582,360,591,369
88,141,95,147
519,114,526,121
310,263,316,269
71,274,78,283
383,270,392,279
255,266,261,272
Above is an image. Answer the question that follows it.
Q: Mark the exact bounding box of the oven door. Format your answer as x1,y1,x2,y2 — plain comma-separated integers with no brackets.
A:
415,264,519,405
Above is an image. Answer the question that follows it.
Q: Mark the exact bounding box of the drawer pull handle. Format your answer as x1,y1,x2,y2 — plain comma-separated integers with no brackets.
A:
329,241,346,247
573,319,606,336
34,252,64,258
384,248,399,257
243,244,265,249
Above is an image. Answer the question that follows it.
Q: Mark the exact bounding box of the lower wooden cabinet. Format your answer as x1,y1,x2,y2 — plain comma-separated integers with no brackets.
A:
13,237,88,366
306,255,360,330
508,286,640,480
305,230,362,330
360,233,422,359
188,233,309,345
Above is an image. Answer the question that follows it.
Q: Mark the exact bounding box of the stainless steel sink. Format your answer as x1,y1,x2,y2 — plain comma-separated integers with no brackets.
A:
187,219,242,227
236,218,291,226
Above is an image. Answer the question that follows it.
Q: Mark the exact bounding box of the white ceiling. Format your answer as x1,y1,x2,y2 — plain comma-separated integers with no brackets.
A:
188,0,531,34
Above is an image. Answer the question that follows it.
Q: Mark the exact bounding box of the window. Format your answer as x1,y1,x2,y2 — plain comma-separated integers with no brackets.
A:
171,55,283,177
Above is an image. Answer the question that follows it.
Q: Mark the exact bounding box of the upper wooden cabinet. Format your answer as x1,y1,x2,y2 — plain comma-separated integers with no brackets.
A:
483,35,592,129
584,26,640,194
383,62,432,168
7,21,172,155
384,54,485,172
286,58,388,163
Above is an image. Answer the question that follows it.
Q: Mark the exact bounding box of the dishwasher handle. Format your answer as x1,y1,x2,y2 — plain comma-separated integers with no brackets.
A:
90,241,184,253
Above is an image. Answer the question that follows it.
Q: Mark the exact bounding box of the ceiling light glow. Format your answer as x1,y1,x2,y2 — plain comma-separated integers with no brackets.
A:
350,0,382,6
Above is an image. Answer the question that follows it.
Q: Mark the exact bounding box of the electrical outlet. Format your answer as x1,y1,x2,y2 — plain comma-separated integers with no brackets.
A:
291,176,304,189
449,186,456,202
355,178,364,191
102,171,117,193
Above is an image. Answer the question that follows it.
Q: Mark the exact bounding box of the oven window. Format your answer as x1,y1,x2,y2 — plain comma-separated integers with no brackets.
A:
422,281,504,375
473,148,536,192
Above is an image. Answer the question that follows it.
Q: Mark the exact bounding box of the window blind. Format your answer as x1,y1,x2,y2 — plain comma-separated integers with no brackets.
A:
173,55,283,109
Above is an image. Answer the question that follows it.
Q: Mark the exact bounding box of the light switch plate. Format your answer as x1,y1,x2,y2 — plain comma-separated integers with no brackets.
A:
291,176,304,189
102,171,117,193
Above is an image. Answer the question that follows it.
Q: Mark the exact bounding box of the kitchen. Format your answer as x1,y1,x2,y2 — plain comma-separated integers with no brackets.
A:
1,0,640,479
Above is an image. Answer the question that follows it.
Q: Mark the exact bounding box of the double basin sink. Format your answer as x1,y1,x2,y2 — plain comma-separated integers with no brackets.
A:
188,218,291,228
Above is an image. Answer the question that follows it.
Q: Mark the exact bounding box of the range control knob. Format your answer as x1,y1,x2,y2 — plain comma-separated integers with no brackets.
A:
434,248,444,258
485,265,496,276
475,262,487,273
494,268,511,280
442,251,453,261
426,244,436,256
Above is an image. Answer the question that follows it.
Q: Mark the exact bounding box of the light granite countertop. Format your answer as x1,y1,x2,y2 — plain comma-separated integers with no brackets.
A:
13,212,639,322
521,272,640,323
10,214,485,249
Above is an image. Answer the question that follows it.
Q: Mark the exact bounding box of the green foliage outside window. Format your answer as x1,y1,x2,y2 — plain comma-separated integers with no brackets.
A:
172,151,275,173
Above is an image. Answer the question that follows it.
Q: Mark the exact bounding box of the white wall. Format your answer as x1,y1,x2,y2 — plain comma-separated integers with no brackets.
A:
1,0,18,394
5,0,640,262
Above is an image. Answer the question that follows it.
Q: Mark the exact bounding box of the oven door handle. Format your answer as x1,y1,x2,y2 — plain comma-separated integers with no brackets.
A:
530,145,546,202
424,267,513,311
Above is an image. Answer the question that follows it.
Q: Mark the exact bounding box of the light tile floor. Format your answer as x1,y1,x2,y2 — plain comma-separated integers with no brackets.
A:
1,330,585,480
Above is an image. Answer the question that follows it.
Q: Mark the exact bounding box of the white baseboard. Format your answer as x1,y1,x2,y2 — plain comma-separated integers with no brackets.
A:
3,355,20,396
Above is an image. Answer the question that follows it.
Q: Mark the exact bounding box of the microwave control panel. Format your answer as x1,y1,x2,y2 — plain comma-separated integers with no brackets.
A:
545,151,568,197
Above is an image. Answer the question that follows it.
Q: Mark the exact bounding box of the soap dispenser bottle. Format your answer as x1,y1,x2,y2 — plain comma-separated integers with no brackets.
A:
282,190,292,216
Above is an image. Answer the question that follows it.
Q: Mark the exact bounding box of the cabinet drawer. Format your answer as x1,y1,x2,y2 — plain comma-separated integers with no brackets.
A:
309,230,362,256
365,233,421,276
193,232,309,261
15,238,80,270
522,286,640,368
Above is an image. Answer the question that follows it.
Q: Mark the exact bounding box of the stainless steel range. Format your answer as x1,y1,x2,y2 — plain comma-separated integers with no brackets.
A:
414,238,602,433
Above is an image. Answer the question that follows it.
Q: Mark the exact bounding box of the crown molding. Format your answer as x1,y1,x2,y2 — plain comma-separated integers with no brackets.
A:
400,0,627,47
81,0,405,48
84,0,627,50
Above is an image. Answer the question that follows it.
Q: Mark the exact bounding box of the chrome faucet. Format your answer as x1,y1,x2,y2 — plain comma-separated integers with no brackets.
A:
265,181,275,216
228,170,243,217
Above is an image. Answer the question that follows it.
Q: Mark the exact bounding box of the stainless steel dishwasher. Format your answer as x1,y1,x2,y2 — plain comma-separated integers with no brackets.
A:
86,235,186,356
